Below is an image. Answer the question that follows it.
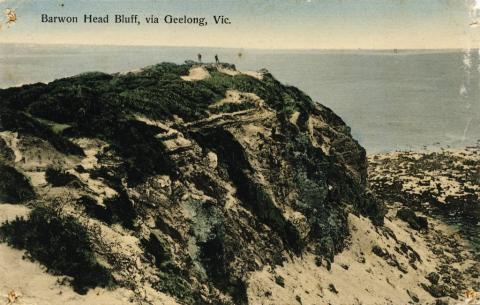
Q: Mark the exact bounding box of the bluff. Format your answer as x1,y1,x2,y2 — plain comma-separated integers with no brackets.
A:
0,63,384,305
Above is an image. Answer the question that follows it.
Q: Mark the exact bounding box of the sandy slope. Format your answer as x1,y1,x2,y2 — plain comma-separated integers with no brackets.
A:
248,210,477,305
1,62,477,305
0,203,132,305
0,203,181,305
1,198,476,304
0,244,135,305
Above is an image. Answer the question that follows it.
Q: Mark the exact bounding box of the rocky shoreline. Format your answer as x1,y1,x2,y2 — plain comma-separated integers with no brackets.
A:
246,145,480,305
368,146,480,304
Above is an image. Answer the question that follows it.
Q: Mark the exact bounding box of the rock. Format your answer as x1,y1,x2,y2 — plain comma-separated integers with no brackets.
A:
397,263,409,274
396,208,428,231
328,284,338,294
143,230,172,268
372,245,408,274
372,245,388,257
421,283,449,298
0,62,386,304
356,256,366,264
274,275,285,288
426,272,440,285
407,289,419,303
369,147,479,305
206,151,218,169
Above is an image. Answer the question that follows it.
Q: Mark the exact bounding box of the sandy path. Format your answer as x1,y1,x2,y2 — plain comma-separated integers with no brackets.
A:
217,67,263,80
180,66,210,81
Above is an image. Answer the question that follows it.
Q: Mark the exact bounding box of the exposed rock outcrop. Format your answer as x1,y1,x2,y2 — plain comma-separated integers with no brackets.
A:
0,62,379,305
369,148,480,304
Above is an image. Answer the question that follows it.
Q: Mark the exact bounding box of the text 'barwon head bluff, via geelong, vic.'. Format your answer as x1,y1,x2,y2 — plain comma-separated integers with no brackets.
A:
41,14,232,26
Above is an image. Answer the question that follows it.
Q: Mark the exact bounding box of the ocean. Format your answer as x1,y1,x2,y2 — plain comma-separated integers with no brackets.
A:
1,44,479,154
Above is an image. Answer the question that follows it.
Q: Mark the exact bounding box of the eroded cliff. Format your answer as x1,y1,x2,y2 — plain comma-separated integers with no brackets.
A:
0,63,383,304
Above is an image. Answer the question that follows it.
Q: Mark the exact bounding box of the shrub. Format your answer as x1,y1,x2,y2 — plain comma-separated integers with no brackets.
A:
102,189,137,229
0,163,35,203
274,275,285,287
396,208,428,231
45,167,80,187
0,207,115,294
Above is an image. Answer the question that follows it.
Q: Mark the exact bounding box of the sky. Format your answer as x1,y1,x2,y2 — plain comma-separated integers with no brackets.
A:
0,0,479,49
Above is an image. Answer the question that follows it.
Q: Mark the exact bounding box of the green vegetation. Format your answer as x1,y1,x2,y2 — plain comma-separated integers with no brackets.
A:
0,138,15,163
0,62,385,304
77,195,111,223
102,189,137,229
32,116,71,135
77,189,137,230
0,62,317,186
142,230,196,303
197,223,248,305
274,275,285,287
0,110,83,156
45,167,81,187
204,70,315,116
192,128,303,253
209,101,257,114
397,207,428,231
0,164,35,203
0,207,115,294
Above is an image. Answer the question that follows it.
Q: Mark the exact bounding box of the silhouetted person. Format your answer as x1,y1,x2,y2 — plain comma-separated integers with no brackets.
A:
215,54,219,64
197,53,202,63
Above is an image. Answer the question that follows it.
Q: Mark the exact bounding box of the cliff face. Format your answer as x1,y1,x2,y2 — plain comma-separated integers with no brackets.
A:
0,63,383,304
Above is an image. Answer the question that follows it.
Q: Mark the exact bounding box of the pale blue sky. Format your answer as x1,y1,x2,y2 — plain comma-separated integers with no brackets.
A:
0,0,478,49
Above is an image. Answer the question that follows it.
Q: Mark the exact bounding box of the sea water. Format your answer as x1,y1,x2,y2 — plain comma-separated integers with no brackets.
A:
1,44,479,154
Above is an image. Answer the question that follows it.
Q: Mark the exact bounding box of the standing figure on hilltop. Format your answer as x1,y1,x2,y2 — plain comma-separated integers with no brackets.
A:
197,53,202,63
215,54,219,64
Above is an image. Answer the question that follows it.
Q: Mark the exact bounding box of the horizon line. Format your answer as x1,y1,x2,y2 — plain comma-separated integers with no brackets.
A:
0,41,473,52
